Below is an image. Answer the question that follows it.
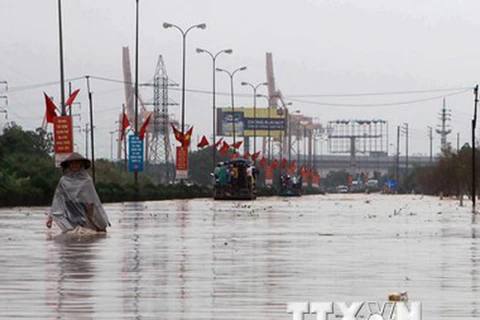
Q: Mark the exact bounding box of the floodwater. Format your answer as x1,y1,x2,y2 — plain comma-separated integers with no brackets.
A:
0,194,478,320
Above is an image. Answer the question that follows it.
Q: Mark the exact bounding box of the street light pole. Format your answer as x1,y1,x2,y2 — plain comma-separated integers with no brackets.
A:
472,85,478,211
216,66,247,147
403,122,409,179
196,48,232,170
57,0,66,115
241,81,267,156
163,22,206,134
287,109,300,164
256,94,274,162
85,76,95,183
268,105,271,161
110,131,115,160
428,126,433,163
134,0,140,187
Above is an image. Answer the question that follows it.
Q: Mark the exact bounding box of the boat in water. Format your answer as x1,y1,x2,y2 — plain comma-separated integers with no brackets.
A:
213,159,257,200
279,174,302,197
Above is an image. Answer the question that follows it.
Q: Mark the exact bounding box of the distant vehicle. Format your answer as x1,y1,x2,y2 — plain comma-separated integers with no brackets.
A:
213,159,257,200
279,174,302,197
365,179,379,188
183,179,195,186
336,185,349,193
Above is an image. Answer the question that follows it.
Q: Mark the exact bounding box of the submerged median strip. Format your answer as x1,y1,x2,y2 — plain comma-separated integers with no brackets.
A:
95,183,326,204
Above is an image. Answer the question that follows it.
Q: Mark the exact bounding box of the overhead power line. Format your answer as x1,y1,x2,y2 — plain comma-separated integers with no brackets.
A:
286,89,471,108
6,75,474,108
284,87,471,98
8,77,85,92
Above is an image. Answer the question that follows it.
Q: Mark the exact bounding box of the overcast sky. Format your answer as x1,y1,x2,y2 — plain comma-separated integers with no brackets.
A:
1,0,479,159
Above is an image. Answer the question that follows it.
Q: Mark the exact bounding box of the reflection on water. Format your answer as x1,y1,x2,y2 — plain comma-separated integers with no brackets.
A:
49,234,106,320
0,195,478,319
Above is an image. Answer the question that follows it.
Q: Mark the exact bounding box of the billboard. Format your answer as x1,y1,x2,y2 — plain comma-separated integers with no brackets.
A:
217,107,285,138
128,134,144,172
327,119,387,154
53,116,74,167
175,146,188,180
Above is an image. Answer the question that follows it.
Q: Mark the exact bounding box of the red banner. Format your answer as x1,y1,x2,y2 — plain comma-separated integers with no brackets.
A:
301,171,310,187
312,172,320,186
176,146,188,171
53,116,73,154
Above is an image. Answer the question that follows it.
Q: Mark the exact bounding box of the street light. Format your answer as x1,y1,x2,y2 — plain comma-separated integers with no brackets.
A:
57,0,66,115
256,94,272,160
241,81,267,156
216,66,247,146
196,48,233,170
163,22,206,134
109,131,116,160
277,102,294,163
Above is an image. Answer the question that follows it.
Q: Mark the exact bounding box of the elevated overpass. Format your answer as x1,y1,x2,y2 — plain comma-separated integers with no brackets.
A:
312,154,432,174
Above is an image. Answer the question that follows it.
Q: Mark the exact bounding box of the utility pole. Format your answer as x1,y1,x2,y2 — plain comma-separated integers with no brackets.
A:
287,111,292,163
396,125,400,184
297,122,301,168
457,132,460,151
303,126,307,167
84,123,90,158
110,131,116,160
308,128,312,171
268,106,272,162
402,123,409,178
86,76,95,183
472,85,478,211
0,81,7,127
428,126,433,163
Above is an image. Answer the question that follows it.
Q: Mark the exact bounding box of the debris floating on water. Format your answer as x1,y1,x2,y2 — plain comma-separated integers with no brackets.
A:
388,291,408,302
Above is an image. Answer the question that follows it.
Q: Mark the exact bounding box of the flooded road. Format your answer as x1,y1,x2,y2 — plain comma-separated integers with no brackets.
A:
0,194,478,319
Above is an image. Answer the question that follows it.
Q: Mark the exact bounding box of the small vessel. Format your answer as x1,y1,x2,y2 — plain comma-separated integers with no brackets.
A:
279,174,302,197
213,159,257,200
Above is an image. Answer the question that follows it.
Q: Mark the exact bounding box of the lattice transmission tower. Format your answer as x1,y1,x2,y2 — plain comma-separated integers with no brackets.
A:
148,55,177,183
435,98,451,151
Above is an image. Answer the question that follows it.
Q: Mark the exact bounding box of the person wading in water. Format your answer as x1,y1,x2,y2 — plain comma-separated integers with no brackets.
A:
46,153,110,232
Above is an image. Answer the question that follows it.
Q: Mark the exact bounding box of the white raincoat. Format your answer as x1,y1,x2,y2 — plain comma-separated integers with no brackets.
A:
50,168,110,232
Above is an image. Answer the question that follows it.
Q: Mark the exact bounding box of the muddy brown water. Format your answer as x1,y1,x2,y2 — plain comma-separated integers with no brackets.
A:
0,194,478,319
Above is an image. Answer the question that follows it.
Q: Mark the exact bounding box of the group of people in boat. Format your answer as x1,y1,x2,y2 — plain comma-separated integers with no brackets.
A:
214,160,256,189
279,174,303,196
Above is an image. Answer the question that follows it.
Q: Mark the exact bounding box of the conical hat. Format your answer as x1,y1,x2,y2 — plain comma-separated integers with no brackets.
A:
60,152,91,169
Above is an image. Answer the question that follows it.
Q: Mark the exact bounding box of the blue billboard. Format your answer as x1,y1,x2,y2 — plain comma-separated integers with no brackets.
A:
128,134,144,172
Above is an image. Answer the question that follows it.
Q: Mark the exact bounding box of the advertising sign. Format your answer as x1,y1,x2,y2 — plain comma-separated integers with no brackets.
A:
175,145,189,179
217,107,285,138
384,179,398,191
53,116,73,167
128,134,144,172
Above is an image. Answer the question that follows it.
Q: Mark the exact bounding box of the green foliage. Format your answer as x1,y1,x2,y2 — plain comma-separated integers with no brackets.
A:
416,144,475,196
322,170,350,188
0,125,59,206
0,125,328,207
